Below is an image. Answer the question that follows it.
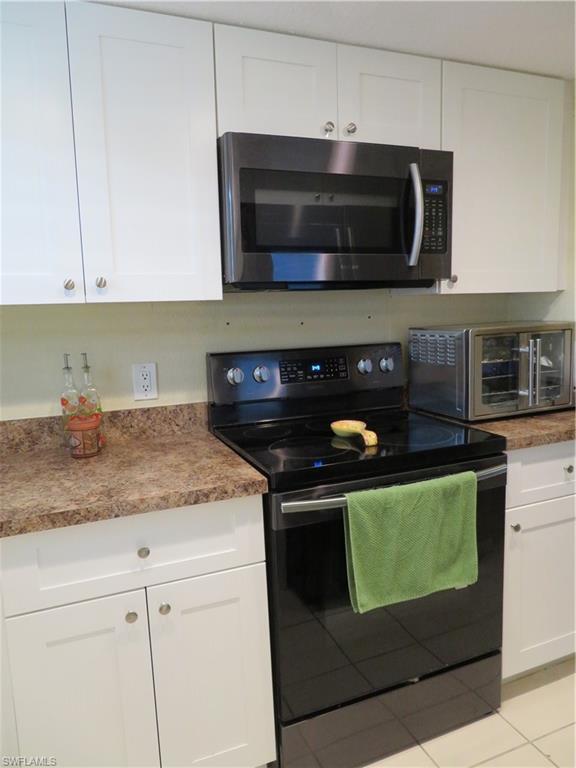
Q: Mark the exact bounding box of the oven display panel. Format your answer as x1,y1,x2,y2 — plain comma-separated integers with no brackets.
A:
279,356,348,383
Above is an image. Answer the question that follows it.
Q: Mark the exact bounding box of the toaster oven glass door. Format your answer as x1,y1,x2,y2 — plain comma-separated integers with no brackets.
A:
474,333,525,417
473,330,572,417
529,330,572,408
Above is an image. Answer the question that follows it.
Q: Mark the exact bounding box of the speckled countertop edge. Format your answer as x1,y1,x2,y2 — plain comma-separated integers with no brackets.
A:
0,405,267,539
477,409,575,451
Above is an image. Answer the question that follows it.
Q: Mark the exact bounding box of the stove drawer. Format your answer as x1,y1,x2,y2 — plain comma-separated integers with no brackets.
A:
280,653,501,768
1,495,264,617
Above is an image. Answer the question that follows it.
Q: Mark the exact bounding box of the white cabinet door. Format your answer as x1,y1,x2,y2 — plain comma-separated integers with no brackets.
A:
337,45,441,148
0,2,83,305
67,3,222,303
503,495,575,679
148,563,276,767
441,62,564,294
215,24,338,139
6,590,160,766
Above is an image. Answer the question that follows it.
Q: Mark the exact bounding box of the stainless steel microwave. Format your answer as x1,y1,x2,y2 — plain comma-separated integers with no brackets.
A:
409,323,574,421
218,132,453,290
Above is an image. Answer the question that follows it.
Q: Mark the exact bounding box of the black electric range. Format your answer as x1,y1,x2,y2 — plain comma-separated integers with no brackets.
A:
208,344,507,768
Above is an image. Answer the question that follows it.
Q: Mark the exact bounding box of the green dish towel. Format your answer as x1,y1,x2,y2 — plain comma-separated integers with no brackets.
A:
344,472,478,614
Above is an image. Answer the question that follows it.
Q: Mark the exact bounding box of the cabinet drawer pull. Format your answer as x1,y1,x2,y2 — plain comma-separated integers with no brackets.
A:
137,546,150,559
159,602,171,616
63,278,75,291
323,120,335,135
511,523,522,532
345,122,357,135
95,276,107,288
125,611,138,623
564,465,574,474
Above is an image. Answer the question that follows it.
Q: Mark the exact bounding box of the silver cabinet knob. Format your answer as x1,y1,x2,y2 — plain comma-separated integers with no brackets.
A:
511,523,522,532
159,602,171,616
379,357,395,373
449,275,458,284
63,278,75,291
226,367,244,386
345,122,357,135
357,358,373,375
137,546,150,559
95,277,107,288
253,365,270,383
564,465,574,474
324,121,335,135
125,611,138,623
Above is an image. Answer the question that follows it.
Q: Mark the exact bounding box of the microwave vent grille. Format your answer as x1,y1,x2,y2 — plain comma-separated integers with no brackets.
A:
410,332,457,366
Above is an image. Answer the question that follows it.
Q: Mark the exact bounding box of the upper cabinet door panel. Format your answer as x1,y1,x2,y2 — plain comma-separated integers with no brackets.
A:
215,24,338,139
66,3,222,303
1,2,83,305
337,45,441,148
442,61,564,294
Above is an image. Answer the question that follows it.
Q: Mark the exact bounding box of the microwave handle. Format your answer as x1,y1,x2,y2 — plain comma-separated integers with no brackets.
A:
407,162,424,267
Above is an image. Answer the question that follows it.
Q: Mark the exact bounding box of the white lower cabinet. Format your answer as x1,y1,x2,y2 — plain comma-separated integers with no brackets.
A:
502,443,576,679
149,564,276,767
6,590,160,767
2,499,276,767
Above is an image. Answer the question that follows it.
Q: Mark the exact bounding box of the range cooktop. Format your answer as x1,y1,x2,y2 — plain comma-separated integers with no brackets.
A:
207,343,505,491
214,408,504,489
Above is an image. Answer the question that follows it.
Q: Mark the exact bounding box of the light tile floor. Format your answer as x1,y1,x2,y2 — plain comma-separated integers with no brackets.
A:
369,657,575,768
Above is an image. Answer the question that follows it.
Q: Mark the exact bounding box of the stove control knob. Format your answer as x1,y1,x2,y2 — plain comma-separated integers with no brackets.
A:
379,357,395,373
226,367,244,386
253,365,270,383
357,358,373,375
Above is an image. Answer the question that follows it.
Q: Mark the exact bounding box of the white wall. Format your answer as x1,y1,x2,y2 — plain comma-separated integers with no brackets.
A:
1,289,569,420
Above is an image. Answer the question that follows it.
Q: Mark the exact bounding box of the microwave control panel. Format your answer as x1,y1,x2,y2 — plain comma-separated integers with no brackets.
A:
421,181,448,254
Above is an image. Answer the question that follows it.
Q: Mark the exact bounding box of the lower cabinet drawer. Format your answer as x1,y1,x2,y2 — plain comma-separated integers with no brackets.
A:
1,495,264,617
506,441,575,509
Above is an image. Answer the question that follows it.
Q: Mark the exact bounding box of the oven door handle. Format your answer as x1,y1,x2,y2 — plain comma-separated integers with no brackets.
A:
280,463,507,514
407,162,424,267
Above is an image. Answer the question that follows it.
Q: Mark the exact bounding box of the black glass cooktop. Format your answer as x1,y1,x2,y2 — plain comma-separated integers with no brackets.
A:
214,409,505,490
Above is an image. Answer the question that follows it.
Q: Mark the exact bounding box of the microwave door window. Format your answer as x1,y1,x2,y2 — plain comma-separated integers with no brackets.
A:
239,169,409,256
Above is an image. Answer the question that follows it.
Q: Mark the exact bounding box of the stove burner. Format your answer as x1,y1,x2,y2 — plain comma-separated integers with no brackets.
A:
243,424,292,441
382,426,456,448
270,437,355,461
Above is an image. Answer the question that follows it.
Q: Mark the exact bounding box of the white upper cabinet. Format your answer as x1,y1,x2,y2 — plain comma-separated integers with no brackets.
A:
0,2,83,305
337,45,441,148
67,3,222,302
215,24,338,139
441,61,565,294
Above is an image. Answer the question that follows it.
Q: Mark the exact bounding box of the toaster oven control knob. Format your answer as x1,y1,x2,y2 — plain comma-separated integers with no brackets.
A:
379,357,395,373
357,358,373,375
253,365,270,383
226,367,244,386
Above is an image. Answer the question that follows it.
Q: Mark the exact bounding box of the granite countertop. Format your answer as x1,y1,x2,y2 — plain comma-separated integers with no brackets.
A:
479,409,575,451
0,405,267,539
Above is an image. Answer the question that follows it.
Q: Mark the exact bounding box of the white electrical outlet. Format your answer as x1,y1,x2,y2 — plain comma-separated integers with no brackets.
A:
132,363,158,400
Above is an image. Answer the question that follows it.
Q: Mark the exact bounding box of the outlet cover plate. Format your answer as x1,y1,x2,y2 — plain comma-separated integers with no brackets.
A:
132,363,158,401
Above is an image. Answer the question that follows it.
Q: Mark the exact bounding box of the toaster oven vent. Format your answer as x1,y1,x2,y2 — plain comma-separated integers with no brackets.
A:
410,333,456,366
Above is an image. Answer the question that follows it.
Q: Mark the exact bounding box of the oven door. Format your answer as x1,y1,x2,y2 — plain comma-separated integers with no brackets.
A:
220,133,432,288
266,456,506,726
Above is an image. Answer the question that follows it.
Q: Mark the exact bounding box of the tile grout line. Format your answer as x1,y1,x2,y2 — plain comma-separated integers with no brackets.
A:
531,739,561,768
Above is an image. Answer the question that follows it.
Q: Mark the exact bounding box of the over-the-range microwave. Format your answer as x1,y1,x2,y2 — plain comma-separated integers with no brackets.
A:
218,132,453,291
409,323,574,421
